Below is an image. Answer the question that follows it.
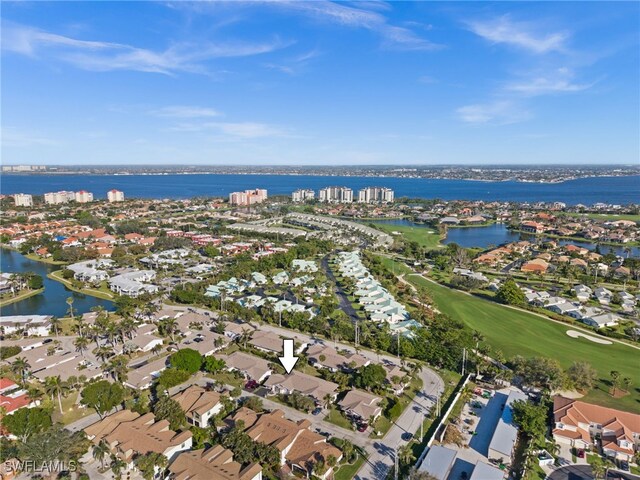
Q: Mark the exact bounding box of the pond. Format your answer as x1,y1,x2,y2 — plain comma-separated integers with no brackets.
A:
372,219,640,256
0,248,114,317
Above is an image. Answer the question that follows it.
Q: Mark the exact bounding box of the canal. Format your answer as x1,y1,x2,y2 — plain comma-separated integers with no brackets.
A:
0,248,114,317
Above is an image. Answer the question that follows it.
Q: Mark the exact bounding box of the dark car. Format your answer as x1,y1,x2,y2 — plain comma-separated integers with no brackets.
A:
42,338,53,344
312,408,322,416
357,424,368,432
193,337,204,343
620,461,629,471
245,380,259,390
401,432,413,441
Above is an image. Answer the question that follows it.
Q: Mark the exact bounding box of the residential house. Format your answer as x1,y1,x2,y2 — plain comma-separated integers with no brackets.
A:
0,378,39,416
572,284,593,302
264,371,338,404
306,343,369,372
125,356,169,390
582,312,620,328
217,351,272,383
249,331,307,355
168,445,262,480
228,408,342,480
338,390,383,422
0,315,52,336
172,386,223,428
85,410,192,468
553,396,640,462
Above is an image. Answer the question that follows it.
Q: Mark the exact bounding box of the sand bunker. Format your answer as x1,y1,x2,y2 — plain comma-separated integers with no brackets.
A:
566,330,612,345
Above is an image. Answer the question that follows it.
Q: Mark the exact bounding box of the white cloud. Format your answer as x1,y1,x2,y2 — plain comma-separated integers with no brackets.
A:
456,100,530,125
466,15,569,54
268,1,441,51
505,68,595,95
168,121,287,138
151,106,221,118
1,21,290,74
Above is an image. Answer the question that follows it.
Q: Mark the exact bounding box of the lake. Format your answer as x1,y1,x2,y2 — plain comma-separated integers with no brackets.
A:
373,219,640,256
2,173,639,205
0,249,113,317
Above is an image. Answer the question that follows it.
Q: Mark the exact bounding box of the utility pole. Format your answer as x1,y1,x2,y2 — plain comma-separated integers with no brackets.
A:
461,348,466,376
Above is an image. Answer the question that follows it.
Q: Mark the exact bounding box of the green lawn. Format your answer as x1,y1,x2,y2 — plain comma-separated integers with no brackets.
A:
371,223,443,249
335,453,366,480
0,288,44,307
403,271,640,412
563,212,640,223
324,407,353,430
52,391,94,425
47,271,115,300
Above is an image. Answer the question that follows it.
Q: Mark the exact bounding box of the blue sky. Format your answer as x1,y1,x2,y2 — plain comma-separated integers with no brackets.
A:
1,1,638,165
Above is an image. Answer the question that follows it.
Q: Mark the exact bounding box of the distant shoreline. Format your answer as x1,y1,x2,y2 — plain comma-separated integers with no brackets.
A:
2,170,639,185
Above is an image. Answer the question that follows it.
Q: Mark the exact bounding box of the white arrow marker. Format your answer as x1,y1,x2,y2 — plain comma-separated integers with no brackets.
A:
278,339,299,374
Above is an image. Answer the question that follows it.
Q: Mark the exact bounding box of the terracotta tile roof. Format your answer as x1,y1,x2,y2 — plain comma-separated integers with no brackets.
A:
553,396,640,446
172,386,221,417
169,445,262,480
85,410,192,462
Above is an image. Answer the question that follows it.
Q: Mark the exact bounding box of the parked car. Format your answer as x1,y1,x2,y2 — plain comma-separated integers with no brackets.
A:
245,380,259,390
577,449,585,458
402,432,413,441
357,424,368,432
620,461,629,471
312,407,322,416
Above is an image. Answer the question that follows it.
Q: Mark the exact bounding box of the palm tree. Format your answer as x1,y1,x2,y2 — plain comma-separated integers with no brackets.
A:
323,393,333,410
44,375,69,414
159,317,178,343
94,345,115,363
49,316,61,338
610,370,621,396
622,377,632,393
398,444,415,466
66,296,75,319
151,344,163,357
74,336,90,357
106,356,129,383
238,328,252,349
110,454,126,480
92,440,110,470
11,357,30,384
119,318,136,341
74,315,86,338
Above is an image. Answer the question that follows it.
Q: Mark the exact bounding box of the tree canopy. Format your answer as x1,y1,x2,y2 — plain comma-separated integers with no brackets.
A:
80,380,124,419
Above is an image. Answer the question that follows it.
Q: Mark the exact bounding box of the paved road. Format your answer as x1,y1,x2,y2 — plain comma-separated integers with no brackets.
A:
186,304,445,480
321,253,360,322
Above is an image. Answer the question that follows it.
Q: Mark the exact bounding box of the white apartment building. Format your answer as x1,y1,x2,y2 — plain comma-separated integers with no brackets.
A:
75,190,94,203
229,189,268,206
291,189,315,202
44,191,75,205
13,194,33,207
107,189,125,202
318,186,353,203
358,186,394,203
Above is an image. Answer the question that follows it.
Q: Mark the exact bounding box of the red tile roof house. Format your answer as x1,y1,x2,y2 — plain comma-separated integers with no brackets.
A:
0,378,40,425
552,396,640,462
